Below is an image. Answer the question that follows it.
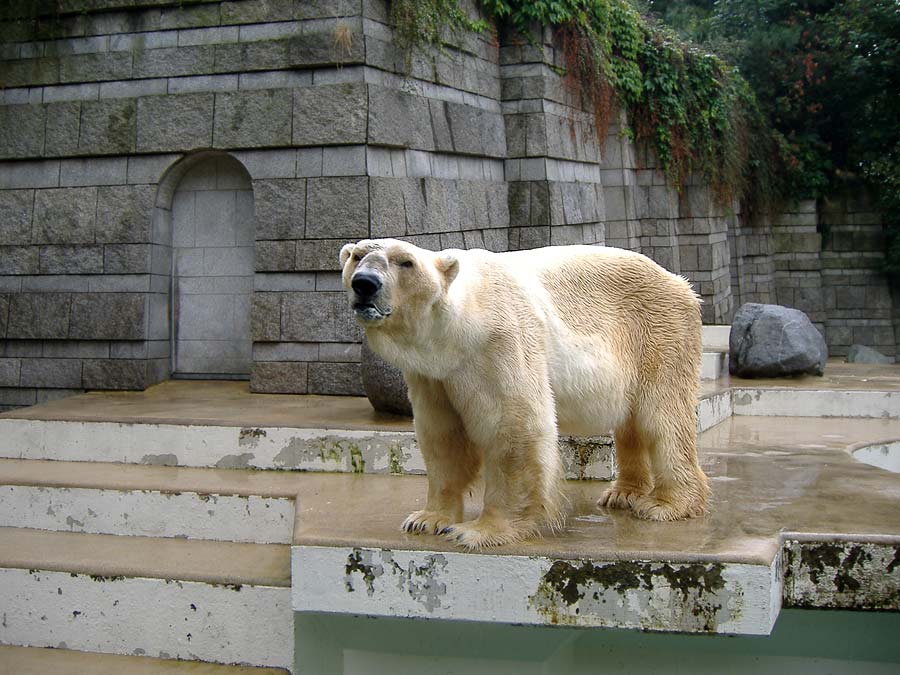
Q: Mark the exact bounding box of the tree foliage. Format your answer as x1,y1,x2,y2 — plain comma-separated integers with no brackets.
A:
644,0,900,271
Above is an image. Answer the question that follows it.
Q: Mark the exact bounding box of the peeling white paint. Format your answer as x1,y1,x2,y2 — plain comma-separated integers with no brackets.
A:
0,420,616,480
0,568,293,669
697,390,732,432
0,486,294,544
292,546,781,636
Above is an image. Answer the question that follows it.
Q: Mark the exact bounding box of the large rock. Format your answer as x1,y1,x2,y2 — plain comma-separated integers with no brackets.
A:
360,338,412,416
846,344,893,364
729,303,827,377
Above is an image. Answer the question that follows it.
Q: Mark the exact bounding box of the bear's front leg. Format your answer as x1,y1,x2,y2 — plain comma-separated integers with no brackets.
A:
440,381,565,550
402,373,481,535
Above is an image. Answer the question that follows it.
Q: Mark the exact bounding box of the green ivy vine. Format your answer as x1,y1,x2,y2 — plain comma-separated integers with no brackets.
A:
390,0,782,214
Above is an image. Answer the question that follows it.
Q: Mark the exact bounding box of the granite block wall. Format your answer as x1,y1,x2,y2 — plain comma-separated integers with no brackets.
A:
0,0,896,407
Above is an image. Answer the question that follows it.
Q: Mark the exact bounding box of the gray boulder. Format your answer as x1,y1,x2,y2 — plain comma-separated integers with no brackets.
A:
846,344,894,364
729,303,827,377
360,338,413,416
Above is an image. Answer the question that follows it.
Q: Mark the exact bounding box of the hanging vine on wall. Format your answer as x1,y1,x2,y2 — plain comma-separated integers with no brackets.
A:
390,0,783,215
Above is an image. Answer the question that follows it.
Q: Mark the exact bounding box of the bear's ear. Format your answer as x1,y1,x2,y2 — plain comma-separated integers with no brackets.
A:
339,243,355,268
435,253,459,288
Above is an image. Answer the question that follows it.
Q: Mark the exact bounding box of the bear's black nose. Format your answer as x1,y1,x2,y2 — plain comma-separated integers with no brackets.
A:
351,272,382,297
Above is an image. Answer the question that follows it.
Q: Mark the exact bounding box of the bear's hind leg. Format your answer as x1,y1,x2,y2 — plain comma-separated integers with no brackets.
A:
632,400,709,521
402,373,481,535
598,415,653,511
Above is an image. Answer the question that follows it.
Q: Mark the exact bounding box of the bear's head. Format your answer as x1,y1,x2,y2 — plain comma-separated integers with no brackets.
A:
339,239,459,331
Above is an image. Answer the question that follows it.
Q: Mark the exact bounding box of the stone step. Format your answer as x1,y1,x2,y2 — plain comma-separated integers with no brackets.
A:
0,459,295,544
702,325,731,353
0,414,617,480
700,350,728,380
0,645,289,674
0,527,293,670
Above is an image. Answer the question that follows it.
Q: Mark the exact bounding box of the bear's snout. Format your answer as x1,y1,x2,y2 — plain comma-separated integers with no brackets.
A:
351,271,382,298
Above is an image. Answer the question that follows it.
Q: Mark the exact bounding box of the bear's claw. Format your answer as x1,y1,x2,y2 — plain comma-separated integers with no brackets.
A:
597,485,648,511
401,510,456,535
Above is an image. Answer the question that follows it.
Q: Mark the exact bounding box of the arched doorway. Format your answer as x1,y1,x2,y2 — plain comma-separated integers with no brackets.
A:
167,154,255,378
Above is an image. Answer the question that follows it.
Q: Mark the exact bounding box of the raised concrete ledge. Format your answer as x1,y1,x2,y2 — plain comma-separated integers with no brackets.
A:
0,527,290,587
291,545,780,635
733,389,900,418
290,415,900,634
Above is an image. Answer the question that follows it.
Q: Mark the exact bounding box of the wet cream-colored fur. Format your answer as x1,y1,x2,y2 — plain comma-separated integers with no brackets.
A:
340,239,708,550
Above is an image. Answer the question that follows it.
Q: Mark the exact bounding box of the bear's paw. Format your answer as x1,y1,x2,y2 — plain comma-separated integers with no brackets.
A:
401,510,457,535
439,518,533,551
631,495,706,521
597,484,650,511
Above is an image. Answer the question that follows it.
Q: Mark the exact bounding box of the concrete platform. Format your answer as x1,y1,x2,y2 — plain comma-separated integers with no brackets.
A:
291,415,900,634
1,362,898,644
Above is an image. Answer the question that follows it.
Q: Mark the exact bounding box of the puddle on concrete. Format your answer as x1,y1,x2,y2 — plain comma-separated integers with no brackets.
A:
852,441,900,474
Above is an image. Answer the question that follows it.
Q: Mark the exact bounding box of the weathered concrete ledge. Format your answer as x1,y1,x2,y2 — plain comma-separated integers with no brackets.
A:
291,415,900,634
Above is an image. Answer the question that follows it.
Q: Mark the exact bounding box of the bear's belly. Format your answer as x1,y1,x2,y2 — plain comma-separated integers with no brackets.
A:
548,334,630,436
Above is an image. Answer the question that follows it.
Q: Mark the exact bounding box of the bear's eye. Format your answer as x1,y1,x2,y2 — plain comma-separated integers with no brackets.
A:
398,259,414,269
352,253,362,262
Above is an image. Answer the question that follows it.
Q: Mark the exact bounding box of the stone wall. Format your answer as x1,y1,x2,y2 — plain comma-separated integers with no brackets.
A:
0,0,896,408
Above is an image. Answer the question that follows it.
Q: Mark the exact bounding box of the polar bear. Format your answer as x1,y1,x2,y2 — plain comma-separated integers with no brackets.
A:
340,238,708,549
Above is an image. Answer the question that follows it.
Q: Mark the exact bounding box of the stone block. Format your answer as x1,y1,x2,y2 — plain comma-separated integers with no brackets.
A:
0,104,45,158
0,294,8,337
292,82,367,146
77,99,136,155
445,101,507,157
59,51,132,83
256,240,297,272
253,179,306,240
309,361,362,396
253,341,319,362
83,359,147,390
95,185,155,243
39,245,103,274
251,292,281,341
250,361,307,394
0,357,19,386
318,341,361,362
104,244,152,273
44,101,82,156
60,157,128,188
323,146,366,176
20,358,82,388
43,340,109,359
213,89,292,148
369,177,406,238
297,239,347,272
305,177,369,239
221,0,294,23
0,190,34,245
0,386,38,408
132,45,216,79
287,31,365,68
136,93,214,153
69,293,146,340
0,159,61,190
281,291,360,342
427,100,453,153
368,86,433,150
33,187,97,244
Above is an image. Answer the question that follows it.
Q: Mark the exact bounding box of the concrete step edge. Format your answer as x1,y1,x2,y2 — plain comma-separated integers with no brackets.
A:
0,645,290,674
0,527,291,588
